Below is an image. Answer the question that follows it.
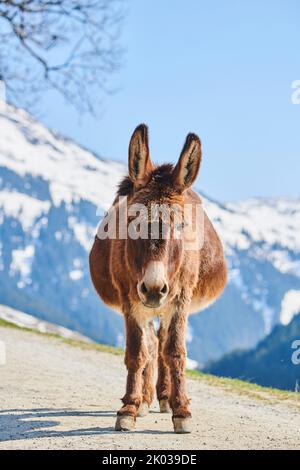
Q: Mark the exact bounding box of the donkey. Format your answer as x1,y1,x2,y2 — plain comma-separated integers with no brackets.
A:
89,124,227,433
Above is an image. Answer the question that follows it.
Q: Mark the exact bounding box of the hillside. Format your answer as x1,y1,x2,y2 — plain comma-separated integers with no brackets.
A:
0,322,300,450
0,303,93,343
1,101,300,367
206,311,300,391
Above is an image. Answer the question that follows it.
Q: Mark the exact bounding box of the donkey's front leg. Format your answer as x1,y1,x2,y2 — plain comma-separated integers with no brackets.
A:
138,321,158,417
115,313,148,431
156,322,171,413
164,309,191,433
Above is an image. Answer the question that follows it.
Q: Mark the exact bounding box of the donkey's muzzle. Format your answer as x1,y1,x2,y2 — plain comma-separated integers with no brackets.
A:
137,281,169,308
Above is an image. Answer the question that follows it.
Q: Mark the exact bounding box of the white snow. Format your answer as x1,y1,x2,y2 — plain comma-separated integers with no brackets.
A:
0,303,93,342
0,242,3,271
252,299,274,335
186,357,198,370
264,250,300,277
69,269,83,281
0,103,125,209
0,190,50,232
280,290,300,325
204,197,300,252
0,101,300,340
228,268,245,290
116,333,125,349
73,258,82,269
54,231,62,241
186,324,193,343
10,245,35,287
68,217,94,251
1,102,299,258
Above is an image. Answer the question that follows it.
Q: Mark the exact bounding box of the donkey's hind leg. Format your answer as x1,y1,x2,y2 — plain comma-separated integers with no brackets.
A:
156,322,171,413
138,321,158,417
164,309,192,433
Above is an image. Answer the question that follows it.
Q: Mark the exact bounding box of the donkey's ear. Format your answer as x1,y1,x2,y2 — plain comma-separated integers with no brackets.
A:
128,124,154,188
172,133,202,191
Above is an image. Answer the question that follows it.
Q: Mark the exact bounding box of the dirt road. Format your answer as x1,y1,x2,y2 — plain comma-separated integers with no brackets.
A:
0,325,299,450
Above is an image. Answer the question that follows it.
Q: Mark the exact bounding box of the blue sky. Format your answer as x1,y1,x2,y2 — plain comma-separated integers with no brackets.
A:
40,0,300,202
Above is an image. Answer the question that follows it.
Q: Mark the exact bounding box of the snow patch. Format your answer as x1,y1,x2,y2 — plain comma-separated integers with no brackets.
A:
186,324,193,343
68,217,94,251
0,191,50,231
265,250,300,277
253,300,274,335
0,303,93,342
116,333,125,349
69,269,83,281
280,290,300,325
186,357,198,370
0,104,125,208
0,242,3,271
10,245,35,287
204,196,300,252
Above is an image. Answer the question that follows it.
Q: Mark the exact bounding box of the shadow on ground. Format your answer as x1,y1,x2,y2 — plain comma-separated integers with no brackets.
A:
0,408,172,441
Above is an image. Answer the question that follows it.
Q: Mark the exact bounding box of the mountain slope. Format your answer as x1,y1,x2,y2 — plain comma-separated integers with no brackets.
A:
0,303,93,342
0,101,300,367
0,102,124,347
205,311,300,391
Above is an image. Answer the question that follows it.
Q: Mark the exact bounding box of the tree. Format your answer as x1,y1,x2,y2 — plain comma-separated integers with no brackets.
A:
0,0,125,113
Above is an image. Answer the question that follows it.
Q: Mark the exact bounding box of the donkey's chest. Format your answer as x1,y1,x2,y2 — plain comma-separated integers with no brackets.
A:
131,303,174,328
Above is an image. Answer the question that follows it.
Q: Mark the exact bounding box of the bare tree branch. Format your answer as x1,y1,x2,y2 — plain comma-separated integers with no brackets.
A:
0,0,125,113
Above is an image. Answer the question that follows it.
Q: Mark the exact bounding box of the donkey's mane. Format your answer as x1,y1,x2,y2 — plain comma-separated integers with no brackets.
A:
115,163,174,201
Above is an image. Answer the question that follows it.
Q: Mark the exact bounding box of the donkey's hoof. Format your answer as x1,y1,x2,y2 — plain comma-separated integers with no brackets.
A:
115,414,135,431
137,401,149,417
173,417,192,434
159,399,171,413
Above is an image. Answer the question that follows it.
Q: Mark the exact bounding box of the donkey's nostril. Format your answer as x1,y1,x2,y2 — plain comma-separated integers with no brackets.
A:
161,284,168,295
141,282,148,294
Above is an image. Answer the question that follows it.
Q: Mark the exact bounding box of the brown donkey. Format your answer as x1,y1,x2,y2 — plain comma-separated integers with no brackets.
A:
89,125,227,433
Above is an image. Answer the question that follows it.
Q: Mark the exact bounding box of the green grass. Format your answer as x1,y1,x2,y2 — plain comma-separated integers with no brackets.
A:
186,369,300,404
1,317,299,405
0,317,123,356
0,318,16,329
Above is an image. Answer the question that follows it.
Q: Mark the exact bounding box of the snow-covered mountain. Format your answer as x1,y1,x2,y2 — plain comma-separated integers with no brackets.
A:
1,102,300,367
0,303,93,342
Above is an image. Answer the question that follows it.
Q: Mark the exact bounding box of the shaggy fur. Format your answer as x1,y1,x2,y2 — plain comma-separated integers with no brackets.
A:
89,124,227,430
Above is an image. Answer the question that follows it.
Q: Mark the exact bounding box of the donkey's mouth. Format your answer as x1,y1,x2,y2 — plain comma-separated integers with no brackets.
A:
138,289,168,309
141,300,163,309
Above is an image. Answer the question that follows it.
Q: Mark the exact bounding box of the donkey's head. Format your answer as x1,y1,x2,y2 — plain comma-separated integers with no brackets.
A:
124,124,202,308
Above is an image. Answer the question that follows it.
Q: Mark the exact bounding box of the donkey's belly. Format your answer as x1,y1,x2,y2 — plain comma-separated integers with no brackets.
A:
188,295,216,315
89,237,122,313
131,294,217,326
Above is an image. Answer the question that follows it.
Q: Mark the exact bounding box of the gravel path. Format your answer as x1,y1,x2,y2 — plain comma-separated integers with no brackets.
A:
0,326,299,450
